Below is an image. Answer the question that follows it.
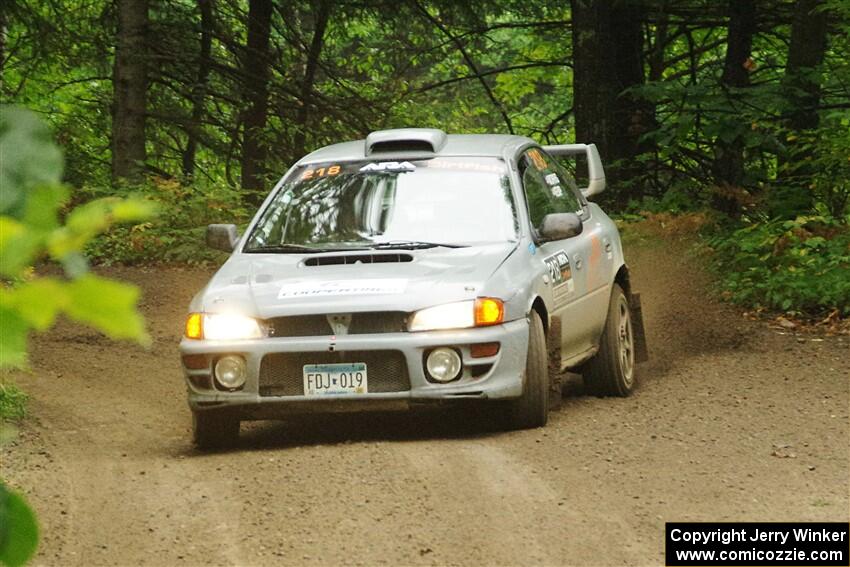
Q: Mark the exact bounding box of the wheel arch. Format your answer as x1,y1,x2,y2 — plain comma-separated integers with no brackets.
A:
614,263,632,297
613,262,649,363
530,296,549,336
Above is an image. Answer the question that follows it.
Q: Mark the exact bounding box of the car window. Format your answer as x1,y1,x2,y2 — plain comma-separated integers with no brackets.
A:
520,148,583,229
545,153,587,213
244,157,518,251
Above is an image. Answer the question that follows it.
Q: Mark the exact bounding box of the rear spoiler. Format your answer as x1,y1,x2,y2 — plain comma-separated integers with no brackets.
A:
542,143,606,199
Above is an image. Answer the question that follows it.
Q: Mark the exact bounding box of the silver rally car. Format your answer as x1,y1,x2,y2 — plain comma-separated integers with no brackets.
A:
181,128,648,448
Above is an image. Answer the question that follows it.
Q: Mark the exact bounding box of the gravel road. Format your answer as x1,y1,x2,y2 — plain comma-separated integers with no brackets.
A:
3,238,848,566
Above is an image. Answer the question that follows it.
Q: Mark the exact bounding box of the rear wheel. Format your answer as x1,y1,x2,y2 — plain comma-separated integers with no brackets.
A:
505,310,549,429
192,410,239,449
582,283,636,397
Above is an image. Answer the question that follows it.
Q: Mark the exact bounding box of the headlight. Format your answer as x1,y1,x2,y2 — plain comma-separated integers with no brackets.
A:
184,312,264,340
408,298,504,332
408,301,474,332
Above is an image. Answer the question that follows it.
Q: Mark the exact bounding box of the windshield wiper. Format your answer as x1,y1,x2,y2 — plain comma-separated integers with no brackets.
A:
370,240,468,250
245,244,343,254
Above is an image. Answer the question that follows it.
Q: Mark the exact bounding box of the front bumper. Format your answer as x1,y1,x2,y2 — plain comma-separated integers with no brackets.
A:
179,318,529,419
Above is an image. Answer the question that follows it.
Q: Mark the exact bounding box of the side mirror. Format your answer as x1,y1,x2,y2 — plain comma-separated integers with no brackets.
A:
538,212,583,242
206,224,239,252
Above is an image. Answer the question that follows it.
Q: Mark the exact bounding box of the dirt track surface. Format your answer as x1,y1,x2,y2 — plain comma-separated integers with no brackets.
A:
3,239,849,566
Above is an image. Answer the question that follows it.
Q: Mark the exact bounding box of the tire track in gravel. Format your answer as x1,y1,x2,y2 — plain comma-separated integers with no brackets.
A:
395,440,559,565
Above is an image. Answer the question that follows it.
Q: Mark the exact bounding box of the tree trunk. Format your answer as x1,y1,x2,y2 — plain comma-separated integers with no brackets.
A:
784,0,828,132
772,0,829,217
647,14,668,83
571,0,617,161
240,0,273,194
292,0,331,159
712,0,756,214
610,1,653,176
112,0,149,183
0,6,6,91
182,0,213,178
571,0,649,197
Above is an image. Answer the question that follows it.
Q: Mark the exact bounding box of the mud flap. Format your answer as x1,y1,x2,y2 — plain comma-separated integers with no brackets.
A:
546,315,563,409
630,292,649,362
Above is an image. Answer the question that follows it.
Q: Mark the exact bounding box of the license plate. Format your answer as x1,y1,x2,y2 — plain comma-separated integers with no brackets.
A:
303,363,368,396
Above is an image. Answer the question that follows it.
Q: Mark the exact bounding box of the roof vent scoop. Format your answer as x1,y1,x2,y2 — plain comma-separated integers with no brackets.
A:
365,128,447,155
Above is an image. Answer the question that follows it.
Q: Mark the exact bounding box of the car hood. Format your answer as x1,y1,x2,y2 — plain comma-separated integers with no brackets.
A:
197,242,517,318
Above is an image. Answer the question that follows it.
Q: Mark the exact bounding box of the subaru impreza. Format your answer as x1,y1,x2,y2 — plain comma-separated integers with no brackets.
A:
180,128,647,448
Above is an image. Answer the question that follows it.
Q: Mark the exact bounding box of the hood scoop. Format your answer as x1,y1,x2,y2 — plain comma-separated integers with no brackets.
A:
304,253,413,267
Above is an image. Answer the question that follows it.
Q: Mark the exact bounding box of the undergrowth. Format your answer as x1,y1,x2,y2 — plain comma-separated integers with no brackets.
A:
619,190,849,317
81,177,251,265
704,215,850,316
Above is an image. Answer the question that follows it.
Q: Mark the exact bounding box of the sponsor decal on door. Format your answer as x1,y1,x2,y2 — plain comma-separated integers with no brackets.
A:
544,251,574,293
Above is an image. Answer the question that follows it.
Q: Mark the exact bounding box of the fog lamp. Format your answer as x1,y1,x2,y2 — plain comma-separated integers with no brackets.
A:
426,348,462,383
214,355,247,390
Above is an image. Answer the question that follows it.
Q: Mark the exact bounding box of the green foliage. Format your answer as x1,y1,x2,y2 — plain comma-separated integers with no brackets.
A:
628,2,849,214
0,482,39,567
2,2,575,186
0,106,155,368
706,216,850,315
624,183,707,216
803,116,850,219
0,109,64,216
0,385,28,422
765,114,850,220
0,105,159,566
82,178,249,265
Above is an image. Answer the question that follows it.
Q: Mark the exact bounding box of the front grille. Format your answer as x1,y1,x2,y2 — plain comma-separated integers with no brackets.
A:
269,315,329,337
259,350,411,396
268,312,408,337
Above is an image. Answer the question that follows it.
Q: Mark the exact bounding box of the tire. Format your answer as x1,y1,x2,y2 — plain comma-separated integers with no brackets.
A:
505,310,549,429
582,283,637,397
192,410,239,449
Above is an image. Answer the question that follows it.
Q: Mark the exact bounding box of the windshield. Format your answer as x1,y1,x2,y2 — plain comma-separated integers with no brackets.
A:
244,157,517,252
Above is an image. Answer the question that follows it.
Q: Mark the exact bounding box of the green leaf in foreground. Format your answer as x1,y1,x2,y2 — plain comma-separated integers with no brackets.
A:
65,274,150,344
0,219,41,279
22,185,70,232
0,107,63,219
0,309,29,369
0,279,68,331
0,482,39,567
47,197,158,260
